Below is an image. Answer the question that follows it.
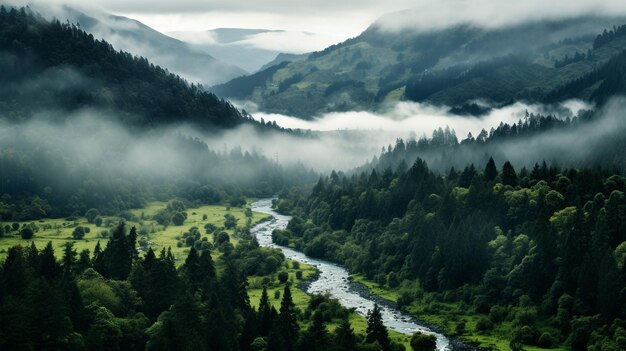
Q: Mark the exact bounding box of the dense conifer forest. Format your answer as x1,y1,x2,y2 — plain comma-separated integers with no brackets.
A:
274,138,626,350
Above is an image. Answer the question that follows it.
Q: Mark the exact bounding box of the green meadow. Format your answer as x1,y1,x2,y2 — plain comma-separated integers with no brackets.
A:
0,200,270,264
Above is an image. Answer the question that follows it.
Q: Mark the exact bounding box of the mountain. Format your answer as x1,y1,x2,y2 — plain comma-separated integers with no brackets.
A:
258,52,310,72
49,6,247,86
169,28,324,73
0,7,246,128
212,15,626,118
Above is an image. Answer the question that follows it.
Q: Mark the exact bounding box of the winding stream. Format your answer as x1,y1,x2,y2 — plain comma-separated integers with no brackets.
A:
251,198,453,351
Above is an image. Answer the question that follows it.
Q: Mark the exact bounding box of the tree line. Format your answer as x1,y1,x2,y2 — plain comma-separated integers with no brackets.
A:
275,156,626,350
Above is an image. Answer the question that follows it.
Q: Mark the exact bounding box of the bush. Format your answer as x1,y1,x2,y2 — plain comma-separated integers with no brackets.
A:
20,227,34,239
202,214,208,220
72,226,86,240
455,321,466,335
292,261,300,269
85,208,100,223
513,325,539,344
224,213,238,229
410,332,437,351
204,223,217,234
476,317,494,332
94,217,103,227
489,305,508,323
296,270,303,280
274,290,280,299
171,212,185,226
537,332,556,348
278,271,289,283
215,232,230,245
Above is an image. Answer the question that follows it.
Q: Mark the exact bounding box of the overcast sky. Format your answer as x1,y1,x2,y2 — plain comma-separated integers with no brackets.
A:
15,1,626,48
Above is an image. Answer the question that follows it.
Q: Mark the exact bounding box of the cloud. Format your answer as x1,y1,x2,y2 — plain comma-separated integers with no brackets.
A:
246,100,589,138
374,0,626,32
233,31,338,54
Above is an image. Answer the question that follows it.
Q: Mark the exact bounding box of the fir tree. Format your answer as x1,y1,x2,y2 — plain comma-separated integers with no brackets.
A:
366,303,390,351
484,157,498,181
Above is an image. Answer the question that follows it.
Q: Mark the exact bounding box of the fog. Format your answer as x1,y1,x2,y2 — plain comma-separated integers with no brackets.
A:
2,96,620,180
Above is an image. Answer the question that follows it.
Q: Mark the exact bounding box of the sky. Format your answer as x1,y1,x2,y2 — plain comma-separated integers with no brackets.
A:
20,0,626,39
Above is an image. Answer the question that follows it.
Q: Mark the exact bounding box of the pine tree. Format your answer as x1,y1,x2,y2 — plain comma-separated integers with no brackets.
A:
502,161,518,187
258,287,274,336
334,317,357,351
39,241,60,280
61,242,77,275
484,157,498,181
275,285,299,351
366,303,390,351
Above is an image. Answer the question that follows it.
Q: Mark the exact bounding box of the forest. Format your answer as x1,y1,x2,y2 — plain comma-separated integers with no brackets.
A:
274,139,626,350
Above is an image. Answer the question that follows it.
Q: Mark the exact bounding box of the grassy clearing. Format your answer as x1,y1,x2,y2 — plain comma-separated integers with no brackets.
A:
0,200,270,265
351,274,566,351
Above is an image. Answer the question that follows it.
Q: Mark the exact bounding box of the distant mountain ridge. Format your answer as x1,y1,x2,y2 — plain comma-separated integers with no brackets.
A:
48,6,247,86
169,28,321,72
212,15,626,118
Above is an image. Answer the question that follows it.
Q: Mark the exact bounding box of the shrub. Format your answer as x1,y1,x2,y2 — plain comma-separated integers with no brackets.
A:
513,325,539,344
538,332,556,348
224,213,238,229
171,212,185,226
85,208,100,223
278,271,289,283
72,226,86,240
296,270,303,280
274,290,280,300
292,261,300,269
489,305,508,323
94,217,103,227
204,223,217,234
410,332,437,351
202,214,208,220
20,227,34,240
476,317,494,332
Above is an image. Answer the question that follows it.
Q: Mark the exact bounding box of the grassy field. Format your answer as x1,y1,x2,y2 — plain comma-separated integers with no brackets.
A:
351,274,566,351
0,200,270,264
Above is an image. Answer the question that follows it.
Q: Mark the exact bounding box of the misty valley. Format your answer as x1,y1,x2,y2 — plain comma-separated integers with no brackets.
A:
1,3,626,351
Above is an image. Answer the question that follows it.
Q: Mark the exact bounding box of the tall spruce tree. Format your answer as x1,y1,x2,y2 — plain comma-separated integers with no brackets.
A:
366,303,390,351
485,157,498,181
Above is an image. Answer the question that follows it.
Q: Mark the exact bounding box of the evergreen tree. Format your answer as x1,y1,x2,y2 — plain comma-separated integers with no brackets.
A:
502,161,518,186
484,157,498,181
61,242,77,275
273,285,299,351
258,287,274,336
334,317,357,351
366,303,390,351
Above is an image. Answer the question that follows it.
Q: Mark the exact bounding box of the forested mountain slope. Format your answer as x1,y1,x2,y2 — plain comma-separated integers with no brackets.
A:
213,15,626,118
0,7,245,128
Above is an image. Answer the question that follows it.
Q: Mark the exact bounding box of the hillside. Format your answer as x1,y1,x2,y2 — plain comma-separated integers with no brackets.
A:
213,15,626,118
51,6,247,86
0,7,245,128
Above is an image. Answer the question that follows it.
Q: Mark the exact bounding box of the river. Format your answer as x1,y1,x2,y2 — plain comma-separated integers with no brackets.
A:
251,198,453,351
